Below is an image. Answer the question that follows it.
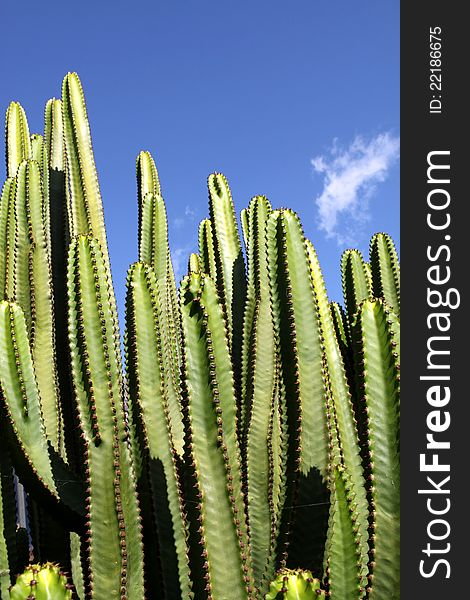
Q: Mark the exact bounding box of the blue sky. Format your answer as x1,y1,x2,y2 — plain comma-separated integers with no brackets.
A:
1,0,399,316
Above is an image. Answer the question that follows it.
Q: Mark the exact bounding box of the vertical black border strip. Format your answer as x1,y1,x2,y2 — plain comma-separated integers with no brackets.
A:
401,3,467,597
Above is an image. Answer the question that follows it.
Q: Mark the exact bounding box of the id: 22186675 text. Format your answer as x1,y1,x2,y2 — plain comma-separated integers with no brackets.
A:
429,26,443,114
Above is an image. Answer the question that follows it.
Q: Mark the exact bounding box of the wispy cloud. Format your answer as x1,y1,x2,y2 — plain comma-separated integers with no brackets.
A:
312,133,399,245
173,205,197,229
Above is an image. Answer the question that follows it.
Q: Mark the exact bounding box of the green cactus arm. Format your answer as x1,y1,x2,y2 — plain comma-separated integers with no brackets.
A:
324,468,363,600
150,193,182,377
30,134,44,166
43,98,80,469
0,178,14,296
241,196,280,590
240,197,271,425
306,241,369,584
140,191,185,455
136,150,161,251
9,563,74,599
198,218,218,283
352,300,400,599
207,173,246,388
239,200,256,428
369,233,400,317
44,100,65,174
180,272,253,599
136,159,184,452
43,99,66,256
363,262,373,293
265,570,326,600
125,262,191,598
5,102,31,178
24,160,63,456
150,194,169,278
0,302,83,520
240,207,250,251
188,252,201,273
138,192,154,264
136,150,161,200
62,73,110,270
341,250,371,326
329,301,354,377
266,365,288,563
207,173,244,326
67,235,144,599
265,211,331,574
69,533,85,600
330,301,351,357
266,211,327,476
5,164,32,330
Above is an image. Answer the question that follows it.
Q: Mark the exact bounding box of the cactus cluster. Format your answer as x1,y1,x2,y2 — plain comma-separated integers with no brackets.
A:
0,73,400,599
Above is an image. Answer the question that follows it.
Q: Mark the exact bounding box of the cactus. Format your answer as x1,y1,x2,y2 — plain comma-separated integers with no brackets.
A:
265,569,325,599
0,72,399,600
9,563,74,599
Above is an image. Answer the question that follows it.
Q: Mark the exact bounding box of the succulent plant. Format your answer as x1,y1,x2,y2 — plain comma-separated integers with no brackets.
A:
265,569,325,600
9,563,74,600
0,72,399,600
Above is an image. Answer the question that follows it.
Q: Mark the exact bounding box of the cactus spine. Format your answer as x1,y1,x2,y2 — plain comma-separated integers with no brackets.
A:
0,73,399,599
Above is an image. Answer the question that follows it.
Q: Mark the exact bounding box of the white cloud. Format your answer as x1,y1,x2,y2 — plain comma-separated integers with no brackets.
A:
312,133,399,245
173,205,196,229
185,205,196,219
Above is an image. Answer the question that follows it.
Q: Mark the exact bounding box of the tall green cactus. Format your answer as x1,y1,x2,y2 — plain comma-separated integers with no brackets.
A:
125,262,190,598
0,72,399,600
181,272,254,599
351,300,400,599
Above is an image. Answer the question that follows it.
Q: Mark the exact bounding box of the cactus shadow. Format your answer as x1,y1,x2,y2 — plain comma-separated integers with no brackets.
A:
285,467,330,579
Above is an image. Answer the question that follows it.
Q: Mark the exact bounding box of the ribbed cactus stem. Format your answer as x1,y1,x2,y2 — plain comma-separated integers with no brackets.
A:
67,235,144,599
136,150,161,250
352,300,400,599
136,153,184,457
0,301,57,495
207,173,247,396
61,73,111,273
0,178,14,297
188,252,201,273
341,250,371,325
5,102,31,178
198,218,218,282
265,210,330,573
240,206,250,251
369,233,400,317
266,210,328,476
242,196,281,592
181,272,254,599
306,240,369,590
30,134,44,166
324,467,364,599
24,159,63,456
9,563,74,599
0,301,84,519
43,98,66,258
125,262,191,598
6,162,32,329
266,569,326,599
